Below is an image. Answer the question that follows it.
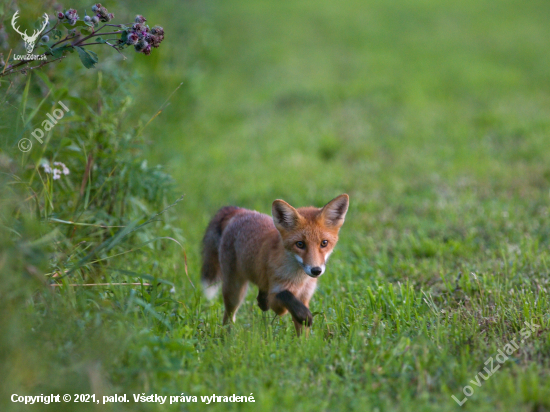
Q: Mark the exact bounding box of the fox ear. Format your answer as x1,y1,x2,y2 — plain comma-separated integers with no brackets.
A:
321,194,349,228
272,199,299,231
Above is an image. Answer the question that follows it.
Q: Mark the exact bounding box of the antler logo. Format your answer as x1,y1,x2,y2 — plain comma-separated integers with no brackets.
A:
11,11,49,54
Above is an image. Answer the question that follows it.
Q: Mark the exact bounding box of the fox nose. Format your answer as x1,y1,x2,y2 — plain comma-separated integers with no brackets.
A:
310,267,322,277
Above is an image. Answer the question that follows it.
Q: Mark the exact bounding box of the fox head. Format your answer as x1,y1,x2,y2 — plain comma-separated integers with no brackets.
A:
272,194,349,278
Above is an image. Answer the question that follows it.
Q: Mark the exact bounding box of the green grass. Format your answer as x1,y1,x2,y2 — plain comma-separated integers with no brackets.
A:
3,0,550,410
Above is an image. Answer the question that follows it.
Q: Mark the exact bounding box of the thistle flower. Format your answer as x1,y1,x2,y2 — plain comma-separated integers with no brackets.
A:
134,38,148,53
125,15,165,55
64,8,79,21
126,20,164,55
126,32,139,45
147,26,164,48
95,4,113,22
57,12,65,19
151,26,164,36
132,23,147,36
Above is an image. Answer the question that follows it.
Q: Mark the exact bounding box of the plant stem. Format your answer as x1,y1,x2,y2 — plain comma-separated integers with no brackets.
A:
0,55,67,78
79,42,125,58
51,35,71,48
75,23,107,45
73,31,123,46
104,23,133,27
41,19,59,38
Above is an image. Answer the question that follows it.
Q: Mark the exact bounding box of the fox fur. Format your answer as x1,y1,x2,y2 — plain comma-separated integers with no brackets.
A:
201,194,349,334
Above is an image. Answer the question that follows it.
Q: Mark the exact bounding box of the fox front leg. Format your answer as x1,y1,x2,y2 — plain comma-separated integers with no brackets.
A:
274,290,312,336
257,290,269,311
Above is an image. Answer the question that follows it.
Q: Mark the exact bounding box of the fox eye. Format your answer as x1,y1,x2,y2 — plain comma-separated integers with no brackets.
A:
321,240,328,248
296,241,306,249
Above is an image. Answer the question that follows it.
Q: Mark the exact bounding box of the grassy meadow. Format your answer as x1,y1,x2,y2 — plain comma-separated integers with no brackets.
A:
2,0,550,410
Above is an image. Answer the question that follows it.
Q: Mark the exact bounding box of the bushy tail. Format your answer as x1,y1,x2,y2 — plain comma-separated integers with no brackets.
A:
201,206,243,299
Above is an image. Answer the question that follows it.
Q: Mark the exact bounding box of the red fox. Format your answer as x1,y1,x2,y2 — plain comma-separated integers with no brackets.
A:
201,194,349,334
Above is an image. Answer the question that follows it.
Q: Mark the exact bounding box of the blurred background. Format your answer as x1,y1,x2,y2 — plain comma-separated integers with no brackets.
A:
1,0,550,410
143,0,550,239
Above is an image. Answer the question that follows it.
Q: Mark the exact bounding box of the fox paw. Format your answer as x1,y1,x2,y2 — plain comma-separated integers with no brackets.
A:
294,307,313,327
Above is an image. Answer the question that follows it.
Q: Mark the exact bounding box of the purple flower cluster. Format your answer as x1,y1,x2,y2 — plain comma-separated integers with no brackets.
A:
125,15,165,55
59,8,79,25
91,3,114,23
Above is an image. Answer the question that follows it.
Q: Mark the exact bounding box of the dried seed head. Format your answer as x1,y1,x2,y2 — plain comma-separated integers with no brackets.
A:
145,34,160,48
134,38,148,52
135,15,146,24
95,5,113,22
65,9,78,21
132,22,148,35
151,26,164,36
127,32,139,45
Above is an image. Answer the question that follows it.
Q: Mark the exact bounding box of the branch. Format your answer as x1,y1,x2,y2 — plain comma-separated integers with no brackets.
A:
73,31,123,46
0,55,67,78
49,282,152,287
104,23,133,27
2,59,30,74
41,18,59,38
2,41,67,73
78,40,126,59
74,23,107,45
51,35,72,48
